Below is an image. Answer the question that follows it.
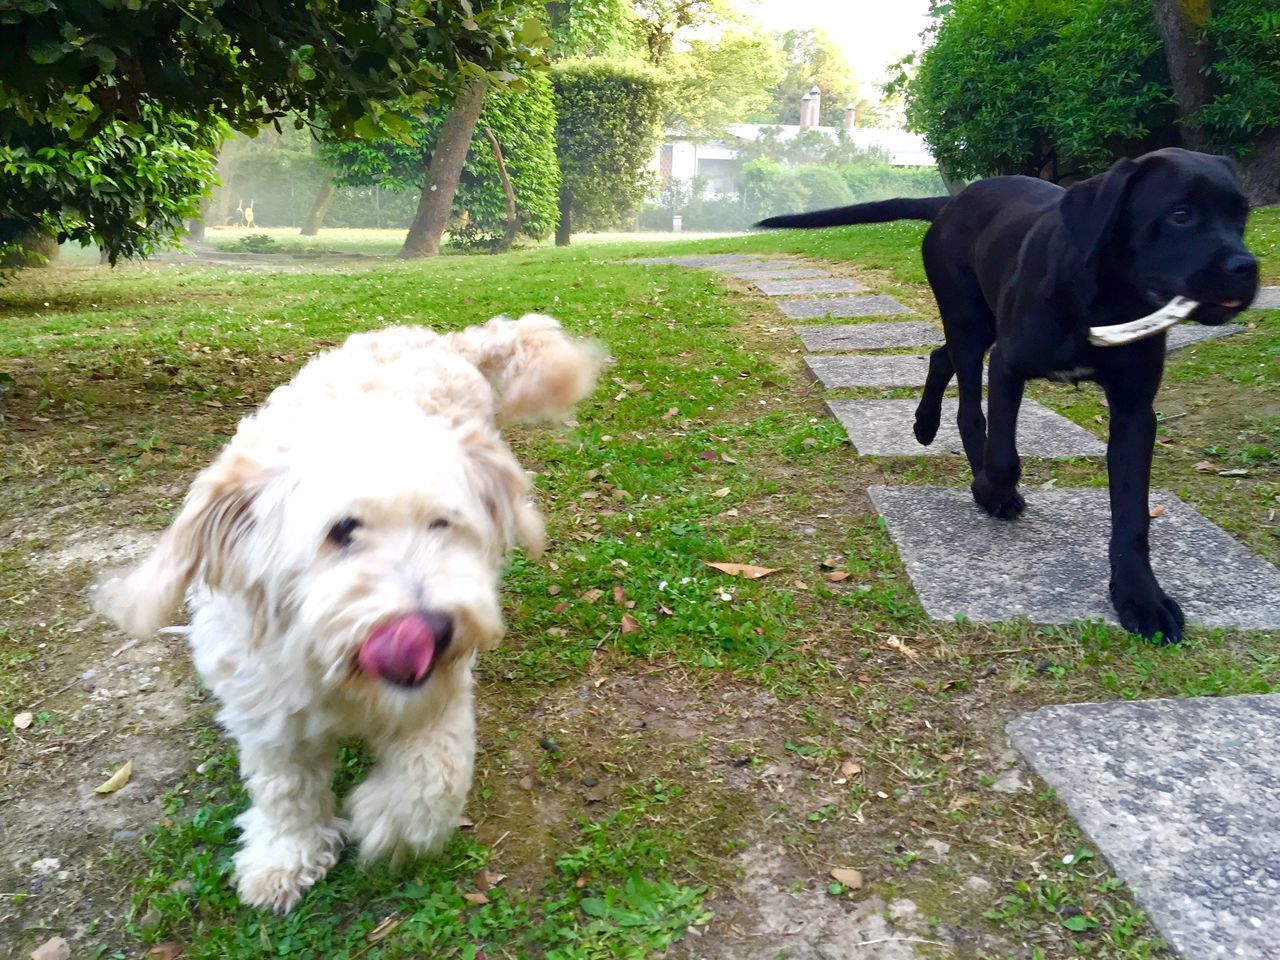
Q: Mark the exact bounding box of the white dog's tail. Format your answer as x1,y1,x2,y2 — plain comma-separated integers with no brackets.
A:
445,314,605,423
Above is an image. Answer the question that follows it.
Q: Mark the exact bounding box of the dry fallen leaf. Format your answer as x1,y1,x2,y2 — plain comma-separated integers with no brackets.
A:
620,615,642,635
581,588,604,604
794,579,809,590
840,760,862,777
458,815,475,829
366,915,403,943
820,556,842,569
145,944,186,960
706,562,781,580
13,711,33,730
824,571,850,582
30,937,70,960
95,760,133,795
661,407,678,420
463,892,490,905
475,869,507,891
1149,504,1166,518
879,636,921,661
547,584,561,596
613,585,626,604
711,487,731,498
830,868,864,890
1193,460,1215,472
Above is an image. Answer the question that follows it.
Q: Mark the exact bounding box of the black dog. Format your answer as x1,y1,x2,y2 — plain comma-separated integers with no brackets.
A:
757,148,1258,642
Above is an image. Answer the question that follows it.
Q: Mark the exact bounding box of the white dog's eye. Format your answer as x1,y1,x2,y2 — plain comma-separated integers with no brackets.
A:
428,518,451,531
326,516,361,548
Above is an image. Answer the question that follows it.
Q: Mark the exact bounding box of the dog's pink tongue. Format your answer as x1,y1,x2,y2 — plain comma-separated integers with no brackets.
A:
357,614,437,686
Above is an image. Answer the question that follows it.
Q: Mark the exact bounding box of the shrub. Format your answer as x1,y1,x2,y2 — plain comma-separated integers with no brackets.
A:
551,58,665,241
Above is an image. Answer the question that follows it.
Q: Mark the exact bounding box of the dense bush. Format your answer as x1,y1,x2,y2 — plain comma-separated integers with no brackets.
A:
904,0,1172,181
1196,1,1280,153
551,58,665,241
0,103,219,263
643,158,945,232
901,0,1278,182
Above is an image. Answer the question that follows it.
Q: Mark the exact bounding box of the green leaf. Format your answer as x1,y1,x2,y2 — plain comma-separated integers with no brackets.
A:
28,41,69,64
1061,912,1097,932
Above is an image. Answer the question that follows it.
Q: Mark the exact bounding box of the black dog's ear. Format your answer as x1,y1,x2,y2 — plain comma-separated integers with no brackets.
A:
1059,157,1139,261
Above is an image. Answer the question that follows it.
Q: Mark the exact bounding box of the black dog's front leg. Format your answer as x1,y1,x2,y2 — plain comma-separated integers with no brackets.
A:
1102,374,1184,643
971,346,1027,520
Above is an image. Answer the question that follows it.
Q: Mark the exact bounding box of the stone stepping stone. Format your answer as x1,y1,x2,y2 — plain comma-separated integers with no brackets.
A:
1008,694,1280,960
868,485,1280,631
755,277,864,296
1251,286,1280,309
1166,323,1245,351
804,353,943,388
828,399,1104,457
708,258,802,273
631,254,763,267
778,295,912,319
728,267,829,281
796,321,942,352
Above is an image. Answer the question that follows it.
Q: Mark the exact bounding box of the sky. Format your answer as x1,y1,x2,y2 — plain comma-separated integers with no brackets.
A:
742,0,934,89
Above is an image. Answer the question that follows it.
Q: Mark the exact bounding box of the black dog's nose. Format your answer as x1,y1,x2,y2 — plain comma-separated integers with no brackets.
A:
1223,253,1257,277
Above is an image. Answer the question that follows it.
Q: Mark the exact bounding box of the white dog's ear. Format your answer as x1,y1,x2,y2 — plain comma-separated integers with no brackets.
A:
456,424,545,558
94,451,271,636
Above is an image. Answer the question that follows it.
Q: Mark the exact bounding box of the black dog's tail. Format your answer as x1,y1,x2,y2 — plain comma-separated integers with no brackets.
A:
755,196,949,230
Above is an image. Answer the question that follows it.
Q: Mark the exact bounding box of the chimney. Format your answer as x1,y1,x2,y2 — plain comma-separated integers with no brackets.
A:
809,85,822,126
843,104,856,132
799,92,813,129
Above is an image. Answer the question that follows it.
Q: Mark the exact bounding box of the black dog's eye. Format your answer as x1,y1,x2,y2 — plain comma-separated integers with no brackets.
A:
1168,207,1195,226
326,516,361,547
428,518,451,531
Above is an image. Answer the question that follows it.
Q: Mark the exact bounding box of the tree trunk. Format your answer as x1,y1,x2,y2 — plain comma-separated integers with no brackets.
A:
482,124,520,253
0,220,58,268
555,187,572,247
185,194,213,244
301,175,336,236
399,80,489,259
1239,128,1280,206
1150,0,1214,150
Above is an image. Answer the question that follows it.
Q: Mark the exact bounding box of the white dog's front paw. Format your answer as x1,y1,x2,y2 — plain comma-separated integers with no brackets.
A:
348,775,463,866
233,822,346,912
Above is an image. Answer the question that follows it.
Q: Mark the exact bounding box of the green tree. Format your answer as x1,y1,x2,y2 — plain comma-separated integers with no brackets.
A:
322,73,561,252
904,0,1172,181
0,0,549,140
762,28,863,127
1153,0,1280,203
0,103,220,265
0,0,550,262
902,0,1278,199
547,0,639,58
550,58,665,245
664,30,785,137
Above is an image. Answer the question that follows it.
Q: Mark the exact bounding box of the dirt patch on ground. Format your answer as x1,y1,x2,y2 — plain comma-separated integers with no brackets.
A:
0,514,202,958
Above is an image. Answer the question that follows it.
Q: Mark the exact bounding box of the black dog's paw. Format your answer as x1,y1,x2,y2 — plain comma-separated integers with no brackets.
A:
970,475,1025,520
1110,580,1185,644
913,412,940,446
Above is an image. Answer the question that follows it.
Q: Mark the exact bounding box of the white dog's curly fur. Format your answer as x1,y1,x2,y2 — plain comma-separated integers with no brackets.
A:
95,315,603,912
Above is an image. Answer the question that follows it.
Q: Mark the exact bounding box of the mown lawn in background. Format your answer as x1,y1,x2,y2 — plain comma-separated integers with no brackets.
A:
1,217,1276,959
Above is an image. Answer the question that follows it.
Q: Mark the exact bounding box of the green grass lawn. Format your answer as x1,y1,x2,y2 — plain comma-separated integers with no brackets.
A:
0,216,1276,960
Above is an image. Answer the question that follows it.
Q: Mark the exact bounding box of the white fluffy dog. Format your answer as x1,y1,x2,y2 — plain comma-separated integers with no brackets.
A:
96,315,602,912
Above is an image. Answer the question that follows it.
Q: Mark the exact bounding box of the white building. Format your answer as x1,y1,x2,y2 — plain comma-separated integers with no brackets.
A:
652,86,935,198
